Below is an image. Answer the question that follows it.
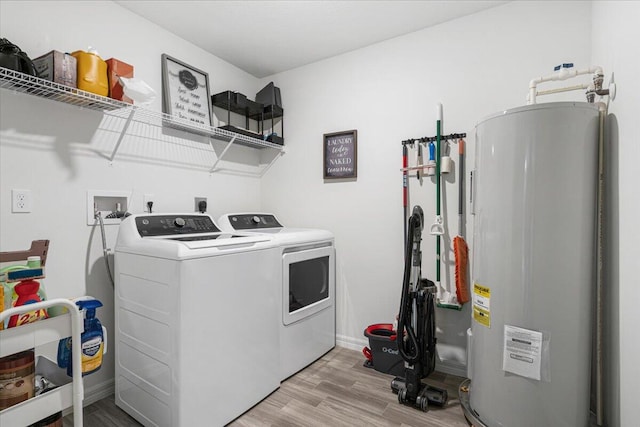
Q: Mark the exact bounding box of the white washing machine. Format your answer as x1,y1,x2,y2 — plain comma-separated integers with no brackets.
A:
218,213,335,380
114,213,280,427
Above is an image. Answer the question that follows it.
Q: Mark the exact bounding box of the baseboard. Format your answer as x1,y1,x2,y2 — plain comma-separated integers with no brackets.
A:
62,378,115,417
436,359,468,377
337,333,468,378
336,334,368,352
84,378,115,405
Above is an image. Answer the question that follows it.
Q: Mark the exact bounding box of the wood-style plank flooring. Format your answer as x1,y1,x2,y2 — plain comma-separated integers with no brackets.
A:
64,346,468,426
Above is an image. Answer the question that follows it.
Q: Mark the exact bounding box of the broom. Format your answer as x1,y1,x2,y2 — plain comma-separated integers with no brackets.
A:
433,104,460,310
453,139,470,304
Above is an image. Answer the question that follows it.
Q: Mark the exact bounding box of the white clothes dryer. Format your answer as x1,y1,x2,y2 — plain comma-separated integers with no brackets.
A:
217,213,336,381
114,213,280,427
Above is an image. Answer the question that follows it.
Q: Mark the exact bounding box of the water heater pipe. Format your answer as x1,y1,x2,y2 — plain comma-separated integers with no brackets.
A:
595,102,607,426
528,65,604,104
535,83,590,97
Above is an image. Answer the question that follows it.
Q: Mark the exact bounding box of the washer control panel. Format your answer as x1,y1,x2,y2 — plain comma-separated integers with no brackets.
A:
227,214,282,230
135,215,220,236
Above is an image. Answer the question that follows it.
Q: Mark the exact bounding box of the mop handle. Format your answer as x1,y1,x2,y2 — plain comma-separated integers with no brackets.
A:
436,104,442,218
436,104,442,283
417,144,423,181
403,144,409,246
458,139,464,234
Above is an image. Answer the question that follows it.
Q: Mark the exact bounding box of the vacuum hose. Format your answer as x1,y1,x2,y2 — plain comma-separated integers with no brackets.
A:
397,207,423,364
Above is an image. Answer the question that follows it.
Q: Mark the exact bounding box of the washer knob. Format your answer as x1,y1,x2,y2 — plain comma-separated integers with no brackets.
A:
174,217,186,227
252,216,261,224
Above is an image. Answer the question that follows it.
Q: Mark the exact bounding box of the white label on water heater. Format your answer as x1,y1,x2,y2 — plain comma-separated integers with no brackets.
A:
502,325,543,380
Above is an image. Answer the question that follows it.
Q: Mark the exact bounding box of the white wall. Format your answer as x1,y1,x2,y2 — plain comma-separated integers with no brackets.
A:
2,1,634,424
0,1,264,400
261,0,593,374
591,2,640,426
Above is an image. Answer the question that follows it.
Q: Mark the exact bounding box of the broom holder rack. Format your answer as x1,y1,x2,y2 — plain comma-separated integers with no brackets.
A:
402,133,467,147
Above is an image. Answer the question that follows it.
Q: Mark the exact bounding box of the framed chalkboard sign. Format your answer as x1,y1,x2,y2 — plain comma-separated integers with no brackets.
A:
323,130,357,179
161,54,212,129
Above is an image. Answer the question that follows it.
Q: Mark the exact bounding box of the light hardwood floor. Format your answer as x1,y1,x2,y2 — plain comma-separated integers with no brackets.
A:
64,346,469,426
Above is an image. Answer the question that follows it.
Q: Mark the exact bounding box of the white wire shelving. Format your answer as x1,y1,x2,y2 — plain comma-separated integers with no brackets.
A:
0,68,284,175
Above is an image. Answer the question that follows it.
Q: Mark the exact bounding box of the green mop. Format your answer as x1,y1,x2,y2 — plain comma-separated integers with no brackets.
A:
431,103,462,310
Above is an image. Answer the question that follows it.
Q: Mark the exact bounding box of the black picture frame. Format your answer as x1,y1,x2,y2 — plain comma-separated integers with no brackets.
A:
323,130,357,179
161,54,212,129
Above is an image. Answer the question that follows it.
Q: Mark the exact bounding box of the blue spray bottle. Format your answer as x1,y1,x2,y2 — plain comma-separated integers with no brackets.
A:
57,298,107,376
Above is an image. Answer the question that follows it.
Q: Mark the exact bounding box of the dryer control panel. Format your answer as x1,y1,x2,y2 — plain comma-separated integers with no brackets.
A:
135,215,220,236
227,214,283,230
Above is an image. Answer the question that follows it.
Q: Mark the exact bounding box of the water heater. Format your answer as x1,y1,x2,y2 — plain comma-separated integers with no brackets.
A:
466,102,599,426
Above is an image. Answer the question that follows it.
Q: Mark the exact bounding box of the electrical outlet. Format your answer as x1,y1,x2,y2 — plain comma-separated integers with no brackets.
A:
195,197,207,213
144,193,155,213
12,189,32,213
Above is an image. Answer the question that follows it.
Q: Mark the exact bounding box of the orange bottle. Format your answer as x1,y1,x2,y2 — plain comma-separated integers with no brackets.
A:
71,48,109,96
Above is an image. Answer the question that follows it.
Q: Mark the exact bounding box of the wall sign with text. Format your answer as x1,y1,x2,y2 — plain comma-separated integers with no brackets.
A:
161,54,212,131
323,130,357,179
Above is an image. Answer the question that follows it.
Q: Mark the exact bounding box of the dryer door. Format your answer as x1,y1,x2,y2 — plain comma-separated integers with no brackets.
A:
282,245,335,326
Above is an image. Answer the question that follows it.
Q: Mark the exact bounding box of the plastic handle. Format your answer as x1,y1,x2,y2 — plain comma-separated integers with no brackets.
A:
430,215,444,235
102,325,108,355
362,347,372,361
76,299,103,310
76,298,103,320
428,142,436,161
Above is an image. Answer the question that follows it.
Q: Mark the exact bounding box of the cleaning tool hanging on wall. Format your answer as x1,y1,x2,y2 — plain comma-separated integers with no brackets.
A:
402,144,410,242
453,139,470,304
417,143,423,183
427,141,436,176
430,104,460,310
400,123,467,310
441,141,452,174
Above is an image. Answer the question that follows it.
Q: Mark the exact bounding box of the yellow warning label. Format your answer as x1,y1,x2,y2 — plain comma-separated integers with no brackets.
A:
473,306,491,328
474,284,491,299
473,283,491,328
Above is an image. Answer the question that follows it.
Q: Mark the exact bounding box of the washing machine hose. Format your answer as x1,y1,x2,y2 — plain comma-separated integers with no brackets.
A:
96,211,115,287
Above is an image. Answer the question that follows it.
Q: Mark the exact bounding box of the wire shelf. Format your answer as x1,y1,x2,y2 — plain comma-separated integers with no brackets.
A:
0,68,285,155
0,67,127,111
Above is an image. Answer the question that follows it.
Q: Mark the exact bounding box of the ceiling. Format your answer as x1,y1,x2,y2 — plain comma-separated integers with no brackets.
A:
116,1,507,78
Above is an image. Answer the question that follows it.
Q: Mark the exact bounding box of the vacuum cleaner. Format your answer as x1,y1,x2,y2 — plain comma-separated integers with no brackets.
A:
390,205,448,411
